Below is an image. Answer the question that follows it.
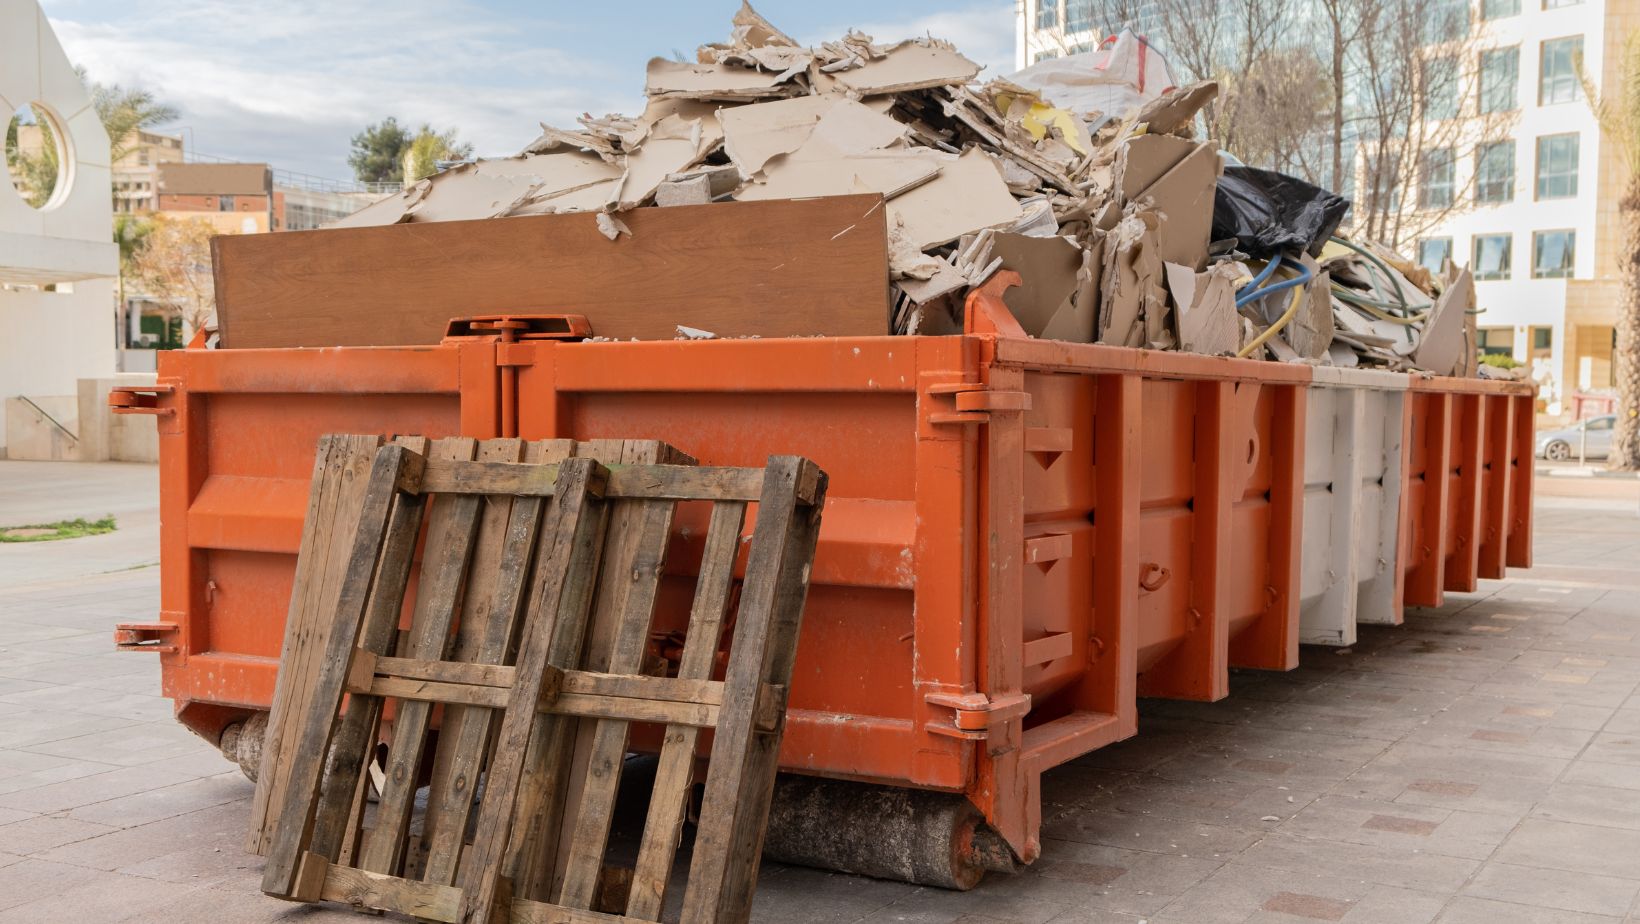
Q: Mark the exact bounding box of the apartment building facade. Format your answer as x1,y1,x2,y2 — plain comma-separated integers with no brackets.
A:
1018,0,1633,417
1412,0,1632,417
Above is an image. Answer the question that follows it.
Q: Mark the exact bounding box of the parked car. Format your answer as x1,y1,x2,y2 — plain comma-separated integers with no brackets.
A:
1536,414,1615,461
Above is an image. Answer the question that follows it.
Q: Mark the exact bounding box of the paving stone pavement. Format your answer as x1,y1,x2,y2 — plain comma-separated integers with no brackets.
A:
1,463,1637,923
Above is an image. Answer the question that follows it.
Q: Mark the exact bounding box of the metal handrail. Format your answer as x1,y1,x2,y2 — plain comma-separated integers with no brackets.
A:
13,395,78,442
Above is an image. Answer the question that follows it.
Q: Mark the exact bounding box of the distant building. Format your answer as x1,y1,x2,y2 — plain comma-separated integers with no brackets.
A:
113,129,184,213
155,161,275,233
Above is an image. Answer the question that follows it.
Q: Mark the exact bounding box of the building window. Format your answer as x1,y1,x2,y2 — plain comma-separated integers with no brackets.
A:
1066,0,1093,32
1418,237,1453,275
1532,229,1576,278
1540,36,1584,105
1483,0,1520,17
1036,0,1060,29
1477,327,1513,356
219,195,236,212
1475,140,1515,203
1423,0,1469,43
1535,133,1579,199
1033,49,1060,63
1479,47,1519,113
1424,56,1459,120
1420,148,1455,208
1543,0,1581,8
1473,233,1512,280
1532,326,1554,353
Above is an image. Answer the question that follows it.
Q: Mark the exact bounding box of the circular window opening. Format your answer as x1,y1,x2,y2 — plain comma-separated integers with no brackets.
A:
5,102,72,210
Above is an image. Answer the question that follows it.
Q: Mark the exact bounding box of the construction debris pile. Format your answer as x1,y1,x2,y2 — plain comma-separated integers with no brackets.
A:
332,1,1498,378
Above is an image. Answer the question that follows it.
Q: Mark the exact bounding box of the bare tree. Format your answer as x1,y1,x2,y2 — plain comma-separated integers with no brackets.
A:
129,216,218,339
1348,0,1517,250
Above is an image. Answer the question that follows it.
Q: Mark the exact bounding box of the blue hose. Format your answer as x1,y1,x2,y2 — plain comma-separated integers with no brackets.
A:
1236,256,1281,301
1235,256,1312,310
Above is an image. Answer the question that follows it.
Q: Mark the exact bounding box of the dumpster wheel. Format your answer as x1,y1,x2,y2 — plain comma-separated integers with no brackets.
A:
762,775,1018,890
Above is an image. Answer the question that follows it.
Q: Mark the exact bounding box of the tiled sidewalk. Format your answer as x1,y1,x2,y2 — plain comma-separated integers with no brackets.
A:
0,465,1637,923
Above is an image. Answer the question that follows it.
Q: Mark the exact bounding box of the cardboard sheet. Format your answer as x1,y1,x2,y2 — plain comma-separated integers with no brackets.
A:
1165,261,1241,355
645,57,789,99
831,41,980,95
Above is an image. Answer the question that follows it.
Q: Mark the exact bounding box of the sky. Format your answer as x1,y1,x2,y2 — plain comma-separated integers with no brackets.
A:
41,0,1017,182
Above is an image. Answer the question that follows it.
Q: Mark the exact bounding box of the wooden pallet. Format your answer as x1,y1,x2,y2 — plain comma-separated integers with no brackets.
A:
259,435,826,924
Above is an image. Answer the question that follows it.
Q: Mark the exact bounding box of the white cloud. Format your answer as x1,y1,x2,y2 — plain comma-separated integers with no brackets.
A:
46,1,641,179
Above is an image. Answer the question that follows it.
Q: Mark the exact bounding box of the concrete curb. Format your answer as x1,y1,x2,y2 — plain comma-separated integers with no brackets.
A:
1535,465,1640,479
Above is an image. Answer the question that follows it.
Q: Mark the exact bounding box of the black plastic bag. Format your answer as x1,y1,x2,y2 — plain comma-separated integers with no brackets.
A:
1211,166,1350,259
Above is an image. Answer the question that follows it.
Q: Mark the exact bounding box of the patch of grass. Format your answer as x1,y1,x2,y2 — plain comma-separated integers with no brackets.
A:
0,514,118,543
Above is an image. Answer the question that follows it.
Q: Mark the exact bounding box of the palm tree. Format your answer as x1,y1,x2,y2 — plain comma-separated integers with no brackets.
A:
76,66,179,163
1583,34,1640,470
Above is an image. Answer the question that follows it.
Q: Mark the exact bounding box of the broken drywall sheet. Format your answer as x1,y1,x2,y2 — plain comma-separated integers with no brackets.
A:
400,165,542,224
612,113,722,208
830,41,981,95
1165,260,1241,355
735,151,943,202
718,95,833,176
989,232,1082,338
1045,232,1105,343
1120,138,1220,270
645,57,790,99
1098,210,1167,348
1135,80,1219,136
1412,266,1471,376
799,98,909,158
1285,257,1333,360
328,182,428,228
884,148,1022,250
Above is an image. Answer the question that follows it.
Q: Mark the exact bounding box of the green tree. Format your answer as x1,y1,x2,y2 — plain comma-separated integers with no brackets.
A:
4,105,61,207
1584,34,1640,470
348,118,413,184
401,124,473,183
79,67,180,163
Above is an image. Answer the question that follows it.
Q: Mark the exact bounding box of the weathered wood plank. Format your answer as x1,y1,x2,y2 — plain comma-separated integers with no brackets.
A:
625,499,748,919
261,442,427,897
360,438,483,876
457,458,609,924
212,196,889,348
419,461,778,503
558,441,681,908
680,457,826,924
248,434,382,855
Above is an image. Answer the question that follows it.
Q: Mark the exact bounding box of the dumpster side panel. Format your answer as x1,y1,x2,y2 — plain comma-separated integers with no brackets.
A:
147,344,495,742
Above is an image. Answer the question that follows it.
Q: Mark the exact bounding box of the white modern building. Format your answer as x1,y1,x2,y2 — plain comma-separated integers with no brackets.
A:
1,0,122,459
1411,0,1632,416
1019,0,1633,417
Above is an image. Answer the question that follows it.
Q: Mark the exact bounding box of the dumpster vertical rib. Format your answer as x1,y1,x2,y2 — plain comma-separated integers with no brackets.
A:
1139,379,1232,701
1506,392,1534,569
1478,394,1514,581
973,364,1030,851
1090,372,1140,737
1445,394,1486,593
1232,384,1304,670
1406,393,1452,608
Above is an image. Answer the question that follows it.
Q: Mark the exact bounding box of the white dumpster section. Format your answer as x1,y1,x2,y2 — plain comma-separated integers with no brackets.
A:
1299,368,1408,646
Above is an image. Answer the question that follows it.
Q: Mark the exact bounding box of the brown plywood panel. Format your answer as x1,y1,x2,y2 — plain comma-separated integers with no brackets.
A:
213,195,889,348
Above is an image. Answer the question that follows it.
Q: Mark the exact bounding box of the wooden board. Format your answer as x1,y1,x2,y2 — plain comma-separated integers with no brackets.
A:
212,195,890,348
